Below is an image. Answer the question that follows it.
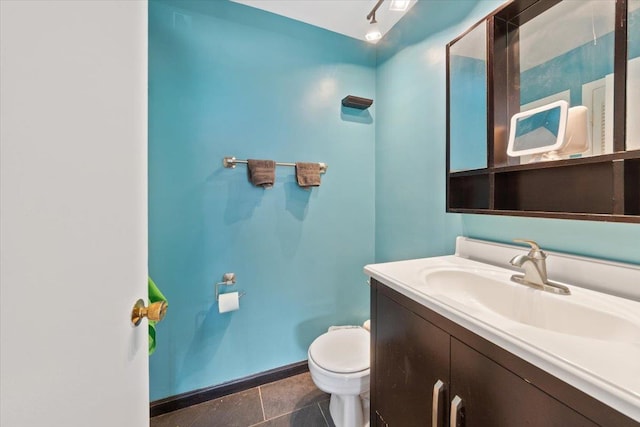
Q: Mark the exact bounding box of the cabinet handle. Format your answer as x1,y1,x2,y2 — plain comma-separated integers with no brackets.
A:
432,379,445,427
450,395,464,427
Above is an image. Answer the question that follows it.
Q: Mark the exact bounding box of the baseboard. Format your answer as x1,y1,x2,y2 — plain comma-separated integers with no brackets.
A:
150,360,309,417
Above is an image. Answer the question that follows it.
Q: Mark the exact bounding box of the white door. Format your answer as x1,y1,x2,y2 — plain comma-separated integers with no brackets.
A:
1,1,149,426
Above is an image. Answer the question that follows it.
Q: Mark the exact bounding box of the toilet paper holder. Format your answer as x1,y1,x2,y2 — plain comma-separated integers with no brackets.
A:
215,272,246,301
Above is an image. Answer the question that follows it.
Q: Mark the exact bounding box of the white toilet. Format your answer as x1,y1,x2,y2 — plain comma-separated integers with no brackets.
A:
308,326,370,427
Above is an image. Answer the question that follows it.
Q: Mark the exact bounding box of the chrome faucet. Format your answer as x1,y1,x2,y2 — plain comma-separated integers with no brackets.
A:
510,239,571,295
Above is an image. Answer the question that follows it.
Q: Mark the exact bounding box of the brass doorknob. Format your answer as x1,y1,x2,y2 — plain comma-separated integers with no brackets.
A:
131,299,167,326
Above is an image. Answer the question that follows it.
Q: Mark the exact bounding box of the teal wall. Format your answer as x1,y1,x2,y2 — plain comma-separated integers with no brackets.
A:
149,0,375,400
150,0,640,402
374,0,502,262
462,215,640,264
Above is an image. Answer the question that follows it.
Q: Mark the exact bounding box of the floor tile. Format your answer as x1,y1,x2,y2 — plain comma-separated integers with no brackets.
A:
150,405,207,427
189,388,264,427
318,399,336,427
260,372,329,420
251,403,327,427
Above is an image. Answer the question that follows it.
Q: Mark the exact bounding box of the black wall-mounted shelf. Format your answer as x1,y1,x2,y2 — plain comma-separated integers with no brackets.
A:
342,95,373,110
448,155,640,223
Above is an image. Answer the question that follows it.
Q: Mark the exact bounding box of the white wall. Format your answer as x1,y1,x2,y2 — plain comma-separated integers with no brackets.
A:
1,1,149,426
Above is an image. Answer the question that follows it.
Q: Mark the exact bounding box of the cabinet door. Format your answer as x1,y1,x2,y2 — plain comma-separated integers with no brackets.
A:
374,291,450,427
450,338,598,427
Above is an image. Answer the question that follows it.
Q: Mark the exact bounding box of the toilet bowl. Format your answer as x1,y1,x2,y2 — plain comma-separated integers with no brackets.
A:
308,327,370,427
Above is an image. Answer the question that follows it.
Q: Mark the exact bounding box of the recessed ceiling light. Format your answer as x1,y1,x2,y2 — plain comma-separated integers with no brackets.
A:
365,30,382,42
389,0,410,12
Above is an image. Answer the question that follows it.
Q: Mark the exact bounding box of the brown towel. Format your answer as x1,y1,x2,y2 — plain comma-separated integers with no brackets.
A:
247,159,275,188
295,162,321,188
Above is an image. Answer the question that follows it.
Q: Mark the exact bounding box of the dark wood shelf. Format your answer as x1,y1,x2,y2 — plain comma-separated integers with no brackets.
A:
490,151,640,174
448,208,640,224
341,95,373,110
450,152,640,179
449,168,491,177
448,173,491,210
449,156,640,219
625,158,640,215
493,161,615,214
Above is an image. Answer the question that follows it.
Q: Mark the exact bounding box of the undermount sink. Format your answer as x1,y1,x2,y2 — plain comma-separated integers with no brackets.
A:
418,268,640,344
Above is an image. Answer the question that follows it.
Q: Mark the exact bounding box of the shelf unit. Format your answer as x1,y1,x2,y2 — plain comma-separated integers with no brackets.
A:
446,0,640,223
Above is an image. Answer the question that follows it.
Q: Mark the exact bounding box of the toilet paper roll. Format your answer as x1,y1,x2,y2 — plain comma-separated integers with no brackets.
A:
218,292,240,313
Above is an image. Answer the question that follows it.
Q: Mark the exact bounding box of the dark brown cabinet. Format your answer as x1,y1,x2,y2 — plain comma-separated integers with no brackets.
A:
370,280,638,427
450,338,596,427
374,290,449,426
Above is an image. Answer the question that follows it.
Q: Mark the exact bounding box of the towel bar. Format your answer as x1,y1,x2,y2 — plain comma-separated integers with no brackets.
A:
223,156,328,174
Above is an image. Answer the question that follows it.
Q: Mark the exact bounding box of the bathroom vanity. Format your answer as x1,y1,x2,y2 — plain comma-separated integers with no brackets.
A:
365,238,640,427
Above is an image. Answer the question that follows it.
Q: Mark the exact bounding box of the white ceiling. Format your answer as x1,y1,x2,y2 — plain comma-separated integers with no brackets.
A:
520,0,616,71
231,0,418,43
454,0,640,71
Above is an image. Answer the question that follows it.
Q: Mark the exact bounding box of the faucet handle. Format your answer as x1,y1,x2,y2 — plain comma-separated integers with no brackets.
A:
513,239,546,259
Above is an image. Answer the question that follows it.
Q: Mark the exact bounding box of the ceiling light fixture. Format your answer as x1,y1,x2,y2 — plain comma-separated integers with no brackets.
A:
389,0,410,11
366,0,385,24
365,30,382,42
365,0,384,43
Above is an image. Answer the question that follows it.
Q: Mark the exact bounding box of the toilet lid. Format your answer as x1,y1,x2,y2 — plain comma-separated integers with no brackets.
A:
309,328,369,374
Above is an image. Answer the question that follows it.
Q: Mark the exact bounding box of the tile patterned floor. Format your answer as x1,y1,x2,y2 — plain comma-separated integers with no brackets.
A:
151,372,336,427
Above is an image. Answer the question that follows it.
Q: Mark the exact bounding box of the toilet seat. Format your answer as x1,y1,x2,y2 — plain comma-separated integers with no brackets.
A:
308,328,369,374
